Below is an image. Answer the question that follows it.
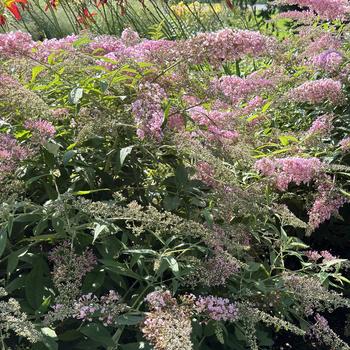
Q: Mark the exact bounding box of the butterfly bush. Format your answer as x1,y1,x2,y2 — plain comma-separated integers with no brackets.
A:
255,157,323,191
0,31,34,57
275,0,350,20
307,114,333,136
289,79,344,104
0,134,30,177
132,82,167,140
310,50,343,72
195,296,238,321
1,1,350,348
24,119,56,142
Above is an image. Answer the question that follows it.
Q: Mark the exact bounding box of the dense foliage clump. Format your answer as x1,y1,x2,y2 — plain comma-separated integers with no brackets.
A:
2,0,350,349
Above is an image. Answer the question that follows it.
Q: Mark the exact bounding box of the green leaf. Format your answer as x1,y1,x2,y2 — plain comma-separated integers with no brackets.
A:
72,188,110,196
279,135,298,146
120,146,133,166
41,326,58,350
44,141,61,156
122,249,158,256
101,259,141,279
25,263,44,309
175,165,188,185
0,227,7,258
69,87,84,104
163,196,180,211
72,36,92,48
158,256,179,276
15,213,42,223
31,65,45,82
41,327,57,339
82,269,105,293
80,323,114,347
63,150,76,165
93,223,109,244
7,248,28,275
116,312,144,325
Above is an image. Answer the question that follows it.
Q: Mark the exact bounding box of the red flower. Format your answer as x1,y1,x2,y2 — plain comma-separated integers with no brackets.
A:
77,8,97,27
96,0,108,7
4,0,28,21
45,0,59,11
0,14,6,26
225,0,234,10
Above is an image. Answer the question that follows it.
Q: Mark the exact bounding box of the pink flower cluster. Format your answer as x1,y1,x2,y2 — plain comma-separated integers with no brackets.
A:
308,192,346,231
276,0,350,20
276,10,316,22
132,82,167,140
195,296,238,322
34,35,79,61
339,136,350,151
145,290,177,311
255,157,323,191
89,35,125,54
303,32,342,57
0,134,30,176
188,106,239,143
185,29,275,66
95,28,273,70
213,75,273,105
121,27,141,46
196,161,216,187
305,250,338,262
0,31,34,58
306,114,333,137
24,119,56,142
289,79,344,105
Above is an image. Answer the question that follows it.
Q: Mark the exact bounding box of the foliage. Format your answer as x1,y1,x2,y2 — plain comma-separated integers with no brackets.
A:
1,0,350,349
0,0,274,39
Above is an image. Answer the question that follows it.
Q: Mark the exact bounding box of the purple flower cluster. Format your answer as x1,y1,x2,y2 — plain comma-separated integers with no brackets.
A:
255,157,323,191
203,254,240,286
73,290,125,326
94,28,273,70
48,241,97,291
196,161,216,187
310,50,343,72
188,107,239,144
34,35,79,61
276,10,316,22
184,29,275,66
195,295,238,322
